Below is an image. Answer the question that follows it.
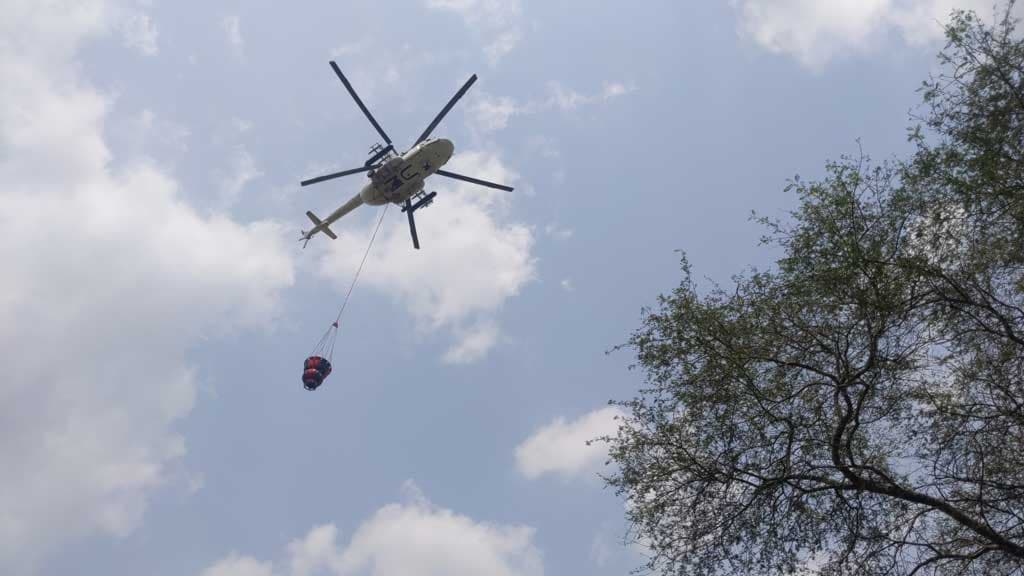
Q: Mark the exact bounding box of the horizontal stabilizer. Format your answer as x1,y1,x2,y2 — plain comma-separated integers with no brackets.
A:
306,211,338,239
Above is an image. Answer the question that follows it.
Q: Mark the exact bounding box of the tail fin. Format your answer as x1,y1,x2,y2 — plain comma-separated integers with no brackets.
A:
305,211,338,239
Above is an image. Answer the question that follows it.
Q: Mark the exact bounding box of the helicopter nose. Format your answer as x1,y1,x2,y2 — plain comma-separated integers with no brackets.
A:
433,138,455,164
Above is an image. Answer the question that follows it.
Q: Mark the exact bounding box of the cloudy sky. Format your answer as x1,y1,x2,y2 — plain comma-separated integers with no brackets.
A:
0,0,1012,574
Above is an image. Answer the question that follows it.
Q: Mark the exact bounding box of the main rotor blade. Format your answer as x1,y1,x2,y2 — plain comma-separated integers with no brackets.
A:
300,165,372,187
329,61,392,146
414,74,477,146
405,199,421,249
435,169,513,192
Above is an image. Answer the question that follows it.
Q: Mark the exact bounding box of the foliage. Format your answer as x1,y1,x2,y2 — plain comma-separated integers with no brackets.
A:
605,4,1024,575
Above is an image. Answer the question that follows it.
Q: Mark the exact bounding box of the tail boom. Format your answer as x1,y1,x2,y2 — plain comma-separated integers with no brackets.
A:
299,193,364,248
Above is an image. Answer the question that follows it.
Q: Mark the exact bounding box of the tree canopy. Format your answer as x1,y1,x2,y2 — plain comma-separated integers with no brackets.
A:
606,4,1024,575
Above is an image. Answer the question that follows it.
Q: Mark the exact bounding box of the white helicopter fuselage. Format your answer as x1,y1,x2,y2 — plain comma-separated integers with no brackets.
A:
361,138,454,205
300,138,455,245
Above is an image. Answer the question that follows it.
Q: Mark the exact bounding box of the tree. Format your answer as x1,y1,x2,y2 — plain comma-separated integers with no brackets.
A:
605,5,1024,575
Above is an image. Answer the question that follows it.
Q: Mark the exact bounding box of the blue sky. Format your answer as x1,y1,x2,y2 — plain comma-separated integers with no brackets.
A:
1,1,1010,575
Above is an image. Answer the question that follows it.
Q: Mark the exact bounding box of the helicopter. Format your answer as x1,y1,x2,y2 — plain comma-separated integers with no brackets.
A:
299,61,514,249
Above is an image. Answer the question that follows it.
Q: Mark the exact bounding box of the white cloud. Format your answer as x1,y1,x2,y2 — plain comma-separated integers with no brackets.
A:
232,118,253,133
126,108,190,156
560,279,574,292
591,532,611,567
515,406,624,481
887,0,1022,44
383,63,401,84
223,15,243,52
548,81,638,111
544,223,573,240
286,525,344,576
526,135,560,158
202,554,276,576
330,42,364,58
443,319,500,364
188,472,206,495
120,12,158,55
201,484,543,576
730,0,1017,71
424,0,524,65
0,2,293,571
474,95,520,131
319,150,534,363
484,29,523,65
471,81,636,133
547,83,590,111
219,147,264,206
602,82,631,99
138,107,155,129
335,495,542,576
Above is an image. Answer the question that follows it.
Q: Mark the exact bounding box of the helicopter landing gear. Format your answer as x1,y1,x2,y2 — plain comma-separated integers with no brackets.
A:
402,190,437,213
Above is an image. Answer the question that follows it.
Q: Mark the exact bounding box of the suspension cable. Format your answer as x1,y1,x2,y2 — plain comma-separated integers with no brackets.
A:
325,204,390,360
